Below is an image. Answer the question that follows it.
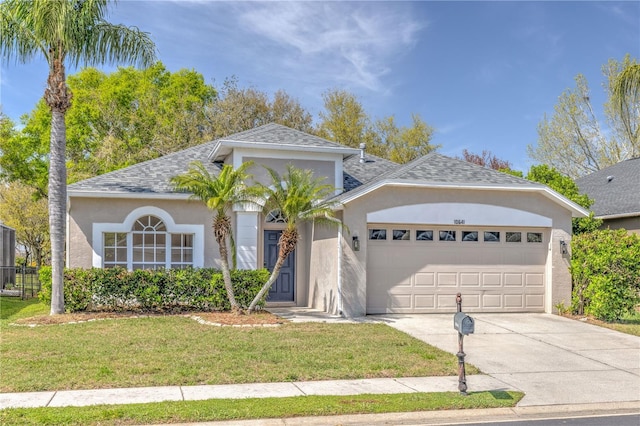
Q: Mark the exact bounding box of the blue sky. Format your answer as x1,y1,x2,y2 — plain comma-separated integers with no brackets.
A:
1,1,639,172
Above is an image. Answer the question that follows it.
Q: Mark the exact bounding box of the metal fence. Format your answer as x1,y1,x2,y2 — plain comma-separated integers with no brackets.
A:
0,267,41,299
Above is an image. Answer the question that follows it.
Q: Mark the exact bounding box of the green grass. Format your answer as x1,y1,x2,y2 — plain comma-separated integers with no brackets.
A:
588,311,640,336
0,295,48,322
0,297,479,393
0,391,524,426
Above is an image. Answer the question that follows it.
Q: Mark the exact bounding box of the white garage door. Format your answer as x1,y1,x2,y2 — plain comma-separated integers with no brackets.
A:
366,226,549,313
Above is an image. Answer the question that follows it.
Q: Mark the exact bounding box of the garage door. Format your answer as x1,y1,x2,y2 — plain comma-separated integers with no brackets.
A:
366,225,548,313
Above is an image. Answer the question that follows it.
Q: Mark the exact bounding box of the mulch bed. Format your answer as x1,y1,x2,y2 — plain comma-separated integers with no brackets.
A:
11,310,287,327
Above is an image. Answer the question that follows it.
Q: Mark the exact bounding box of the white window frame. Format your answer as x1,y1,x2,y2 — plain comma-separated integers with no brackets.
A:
93,206,204,269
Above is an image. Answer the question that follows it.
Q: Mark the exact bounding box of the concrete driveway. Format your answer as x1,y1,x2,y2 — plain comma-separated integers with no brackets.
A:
373,313,640,407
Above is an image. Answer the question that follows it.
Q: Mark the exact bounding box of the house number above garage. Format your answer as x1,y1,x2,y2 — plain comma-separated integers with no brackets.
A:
454,219,465,224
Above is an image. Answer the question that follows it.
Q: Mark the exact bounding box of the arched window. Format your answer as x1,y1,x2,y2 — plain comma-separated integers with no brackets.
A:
101,211,196,270
132,215,167,270
265,210,286,224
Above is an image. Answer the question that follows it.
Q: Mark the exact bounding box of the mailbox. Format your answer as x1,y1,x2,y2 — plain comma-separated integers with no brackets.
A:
454,312,475,335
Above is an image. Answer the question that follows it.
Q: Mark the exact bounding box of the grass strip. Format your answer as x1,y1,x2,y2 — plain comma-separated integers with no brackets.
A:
0,391,524,426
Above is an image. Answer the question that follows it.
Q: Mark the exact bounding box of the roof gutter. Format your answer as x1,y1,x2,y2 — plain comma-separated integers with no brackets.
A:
67,191,192,200
595,211,640,220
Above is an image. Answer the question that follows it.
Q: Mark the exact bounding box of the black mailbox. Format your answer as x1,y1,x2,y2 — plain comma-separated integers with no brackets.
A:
454,312,474,335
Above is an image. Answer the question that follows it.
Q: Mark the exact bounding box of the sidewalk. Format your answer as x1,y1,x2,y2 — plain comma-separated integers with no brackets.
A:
0,375,507,409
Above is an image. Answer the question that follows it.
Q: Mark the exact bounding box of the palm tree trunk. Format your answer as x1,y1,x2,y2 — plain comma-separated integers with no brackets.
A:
214,215,239,310
248,228,298,313
49,109,66,315
217,233,240,311
247,253,286,312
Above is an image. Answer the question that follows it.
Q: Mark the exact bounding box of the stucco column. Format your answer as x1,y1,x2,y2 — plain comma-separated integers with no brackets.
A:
235,203,262,270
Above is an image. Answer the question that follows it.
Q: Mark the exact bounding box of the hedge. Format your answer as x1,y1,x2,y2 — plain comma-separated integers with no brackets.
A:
571,229,640,321
39,267,270,313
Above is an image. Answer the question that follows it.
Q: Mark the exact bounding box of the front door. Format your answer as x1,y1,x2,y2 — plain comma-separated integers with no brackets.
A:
264,230,295,302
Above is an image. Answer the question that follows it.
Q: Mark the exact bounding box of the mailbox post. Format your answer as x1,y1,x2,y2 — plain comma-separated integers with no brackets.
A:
454,293,474,395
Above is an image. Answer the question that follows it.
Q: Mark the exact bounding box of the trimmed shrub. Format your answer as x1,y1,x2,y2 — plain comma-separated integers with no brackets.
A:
38,267,271,313
571,229,640,321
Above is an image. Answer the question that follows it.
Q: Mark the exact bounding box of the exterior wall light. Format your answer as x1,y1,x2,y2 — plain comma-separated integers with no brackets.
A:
560,239,568,255
352,235,360,251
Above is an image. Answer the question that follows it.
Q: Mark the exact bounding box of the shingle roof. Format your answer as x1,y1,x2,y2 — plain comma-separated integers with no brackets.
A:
67,142,221,195
68,124,539,199
575,157,640,217
342,151,399,191
216,123,350,148
69,124,365,196
337,152,544,202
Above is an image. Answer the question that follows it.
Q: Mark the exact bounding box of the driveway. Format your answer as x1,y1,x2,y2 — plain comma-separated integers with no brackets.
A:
373,313,640,407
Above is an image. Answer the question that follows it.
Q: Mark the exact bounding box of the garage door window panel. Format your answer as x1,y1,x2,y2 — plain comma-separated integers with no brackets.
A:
439,230,456,241
416,230,433,241
527,232,543,243
369,229,387,240
484,231,500,242
506,232,522,243
392,229,410,240
462,231,478,242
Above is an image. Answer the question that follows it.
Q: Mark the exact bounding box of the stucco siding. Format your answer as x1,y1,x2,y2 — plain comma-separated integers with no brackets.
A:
244,157,336,188
307,220,340,314
601,216,640,234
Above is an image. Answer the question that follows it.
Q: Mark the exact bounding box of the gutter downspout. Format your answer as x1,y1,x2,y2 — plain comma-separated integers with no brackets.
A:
324,214,344,317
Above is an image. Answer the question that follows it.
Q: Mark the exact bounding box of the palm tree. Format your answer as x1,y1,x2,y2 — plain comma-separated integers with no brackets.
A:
612,63,640,159
0,0,156,314
247,165,340,312
613,63,640,109
171,161,258,312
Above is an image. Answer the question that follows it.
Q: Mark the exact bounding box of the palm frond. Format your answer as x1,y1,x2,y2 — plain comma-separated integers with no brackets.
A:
613,64,640,112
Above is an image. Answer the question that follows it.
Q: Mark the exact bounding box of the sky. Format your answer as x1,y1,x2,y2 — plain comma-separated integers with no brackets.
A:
1,1,639,172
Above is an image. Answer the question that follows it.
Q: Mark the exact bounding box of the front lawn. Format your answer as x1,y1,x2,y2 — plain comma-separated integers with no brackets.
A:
0,297,478,393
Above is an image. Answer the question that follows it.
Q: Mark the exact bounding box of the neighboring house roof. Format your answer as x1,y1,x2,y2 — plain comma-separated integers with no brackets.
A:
575,157,640,219
337,152,589,217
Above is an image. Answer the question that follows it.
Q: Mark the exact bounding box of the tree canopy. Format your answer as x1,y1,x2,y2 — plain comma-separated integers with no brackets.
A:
208,77,314,138
528,55,639,179
525,164,601,234
316,89,438,163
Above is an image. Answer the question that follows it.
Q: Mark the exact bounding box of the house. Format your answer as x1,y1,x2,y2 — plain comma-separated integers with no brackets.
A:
575,157,640,234
67,123,588,317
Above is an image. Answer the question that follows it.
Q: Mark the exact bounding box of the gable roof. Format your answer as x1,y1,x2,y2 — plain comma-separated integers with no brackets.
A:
337,152,589,217
68,123,390,198
209,123,360,161
575,157,640,218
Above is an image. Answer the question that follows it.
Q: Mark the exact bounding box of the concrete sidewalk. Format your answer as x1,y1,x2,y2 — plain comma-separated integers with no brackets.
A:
0,375,507,409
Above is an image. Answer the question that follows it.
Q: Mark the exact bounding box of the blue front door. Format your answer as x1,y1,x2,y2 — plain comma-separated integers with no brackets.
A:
264,230,295,302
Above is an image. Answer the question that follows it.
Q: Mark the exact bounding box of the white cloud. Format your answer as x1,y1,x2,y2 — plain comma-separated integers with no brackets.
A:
235,2,424,92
